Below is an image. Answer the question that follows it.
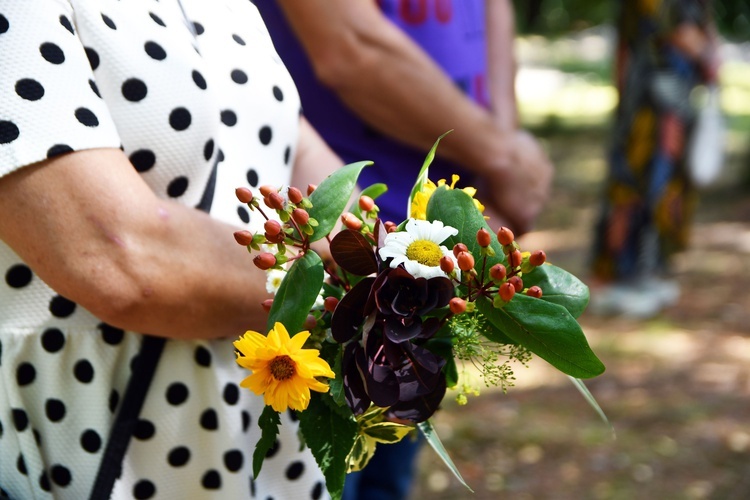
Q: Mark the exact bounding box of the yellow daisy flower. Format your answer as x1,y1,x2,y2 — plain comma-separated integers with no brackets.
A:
234,322,335,413
410,174,485,220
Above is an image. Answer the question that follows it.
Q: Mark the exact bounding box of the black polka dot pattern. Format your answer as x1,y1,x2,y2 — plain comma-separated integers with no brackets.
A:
41,328,65,352
223,383,239,405
0,121,20,144
17,455,27,475
59,15,74,35
122,79,148,102
194,346,211,367
200,409,219,430
231,69,248,84
237,206,250,224
5,264,32,288
81,429,102,453
144,41,166,60
74,359,94,383
0,2,318,497
98,323,124,345
49,295,76,317
84,47,100,70
50,464,72,486
16,363,36,386
12,409,29,432
167,176,189,198
286,461,304,480
129,150,156,172
15,79,45,101
168,446,191,467
202,470,221,490
166,382,189,405
133,419,156,440
169,107,191,131
220,110,237,127
224,450,243,472
75,107,99,127
101,14,116,30
47,144,74,158
258,126,272,145
40,42,65,64
192,70,207,89
45,399,66,422
133,479,156,499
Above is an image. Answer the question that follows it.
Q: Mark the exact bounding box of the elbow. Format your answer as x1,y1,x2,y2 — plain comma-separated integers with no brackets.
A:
77,271,150,331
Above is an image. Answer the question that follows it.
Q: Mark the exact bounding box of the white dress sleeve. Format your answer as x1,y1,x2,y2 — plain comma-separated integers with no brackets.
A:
0,0,121,178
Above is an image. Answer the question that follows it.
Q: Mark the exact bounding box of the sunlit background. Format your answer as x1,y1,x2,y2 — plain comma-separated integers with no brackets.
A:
413,2,750,498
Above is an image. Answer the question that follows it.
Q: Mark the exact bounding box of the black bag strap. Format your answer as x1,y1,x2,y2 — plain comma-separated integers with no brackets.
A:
89,335,166,500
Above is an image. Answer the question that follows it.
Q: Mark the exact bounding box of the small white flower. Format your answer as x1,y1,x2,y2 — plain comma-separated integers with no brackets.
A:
265,268,287,295
378,218,459,280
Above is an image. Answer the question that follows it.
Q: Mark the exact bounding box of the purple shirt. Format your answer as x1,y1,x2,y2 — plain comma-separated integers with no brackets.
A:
255,0,489,223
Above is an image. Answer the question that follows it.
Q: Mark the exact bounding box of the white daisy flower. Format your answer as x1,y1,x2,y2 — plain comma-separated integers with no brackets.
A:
378,218,460,280
265,268,287,295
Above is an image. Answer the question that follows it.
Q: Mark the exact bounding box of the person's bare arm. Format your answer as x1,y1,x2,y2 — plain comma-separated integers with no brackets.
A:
0,148,273,340
274,0,550,233
274,0,511,174
486,0,519,131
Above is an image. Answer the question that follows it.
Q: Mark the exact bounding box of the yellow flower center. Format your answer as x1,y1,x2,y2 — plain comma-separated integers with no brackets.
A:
269,355,296,381
405,239,443,267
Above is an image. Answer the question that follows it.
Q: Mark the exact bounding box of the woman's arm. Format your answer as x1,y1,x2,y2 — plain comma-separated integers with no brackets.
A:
273,0,552,233
486,0,519,131
0,148,275,340
274,0,512,176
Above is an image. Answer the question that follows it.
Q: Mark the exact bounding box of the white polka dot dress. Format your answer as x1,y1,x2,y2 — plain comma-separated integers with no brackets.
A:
0,1,327,498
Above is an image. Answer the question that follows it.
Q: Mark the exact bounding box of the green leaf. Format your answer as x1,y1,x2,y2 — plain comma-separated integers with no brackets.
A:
426,186,506,269
308,160,372,242
298,393,358,500
566,376,615,438
523,264,590,318
418,420,473,493
348,183,388,218
476,295,605,378
253,406,281,478
363,422,414,444
324,343,348,408
345,434,373,474
407,131,452,218
267,251,324,334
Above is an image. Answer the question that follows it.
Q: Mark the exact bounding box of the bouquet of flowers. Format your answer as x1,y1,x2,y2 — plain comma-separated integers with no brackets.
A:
231,136,605,498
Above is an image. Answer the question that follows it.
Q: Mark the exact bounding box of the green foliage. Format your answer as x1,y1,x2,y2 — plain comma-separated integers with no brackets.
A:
426,185,603,378
523,264,590,318
407,131,451,218
308,160,372,242
298,393,358,500
267,251,323,334
252,406,281,478
476,295,604,378
512,0,749,40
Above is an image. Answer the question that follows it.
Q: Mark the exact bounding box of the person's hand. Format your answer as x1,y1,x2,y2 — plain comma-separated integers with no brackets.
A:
477,130,553,236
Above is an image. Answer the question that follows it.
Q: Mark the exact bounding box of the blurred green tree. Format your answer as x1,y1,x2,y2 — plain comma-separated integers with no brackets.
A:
512,0,750,40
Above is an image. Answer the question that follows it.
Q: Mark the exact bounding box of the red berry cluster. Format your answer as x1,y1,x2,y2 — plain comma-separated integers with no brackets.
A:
232,184,319,271
444,225,548,316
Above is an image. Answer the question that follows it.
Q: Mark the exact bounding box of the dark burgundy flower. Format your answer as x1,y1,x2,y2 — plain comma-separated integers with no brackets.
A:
371,267,453,343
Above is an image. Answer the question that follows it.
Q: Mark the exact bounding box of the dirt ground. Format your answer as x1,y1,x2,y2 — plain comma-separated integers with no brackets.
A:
411,124,750,500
